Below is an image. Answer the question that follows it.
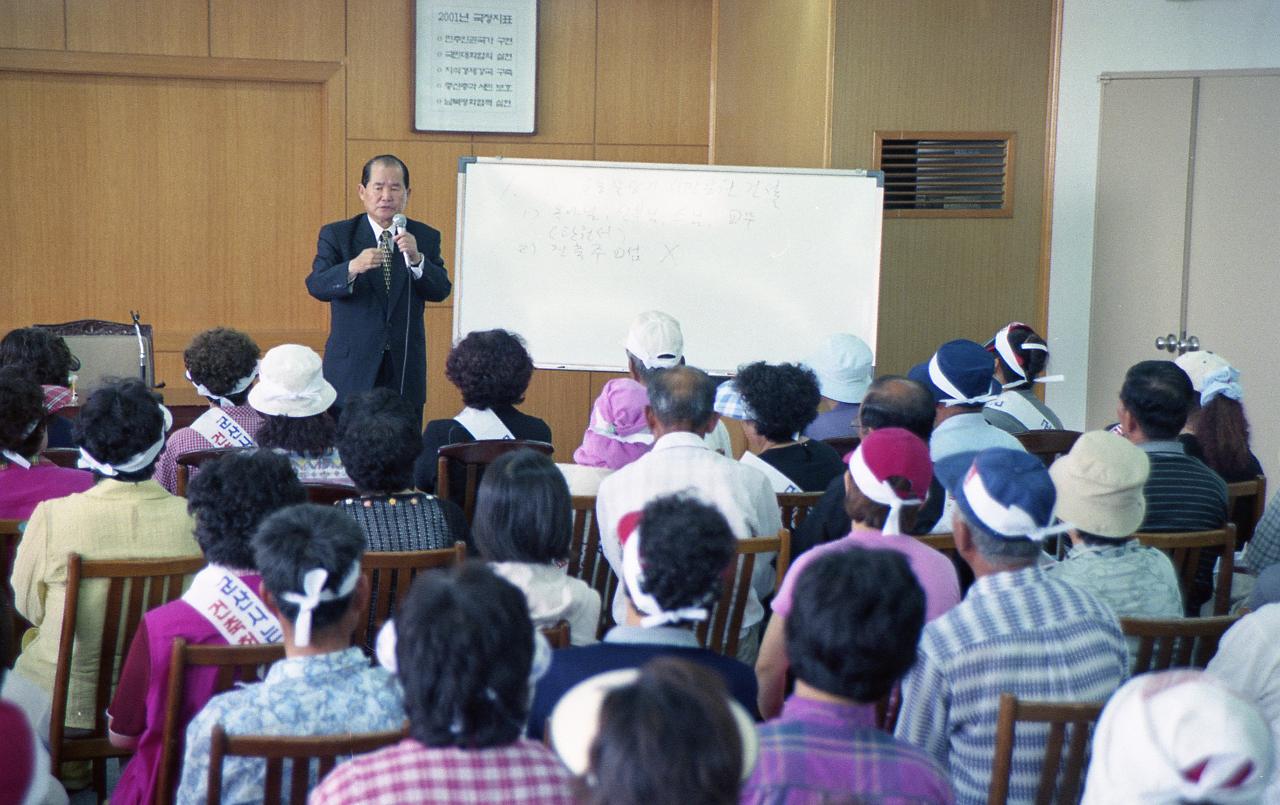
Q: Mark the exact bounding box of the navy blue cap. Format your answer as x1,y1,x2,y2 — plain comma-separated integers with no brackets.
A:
934,448,1062,542
908,339,998,405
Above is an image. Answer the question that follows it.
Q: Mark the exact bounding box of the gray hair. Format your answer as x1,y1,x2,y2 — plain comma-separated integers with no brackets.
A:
961,512,1042,567
648,366,716,431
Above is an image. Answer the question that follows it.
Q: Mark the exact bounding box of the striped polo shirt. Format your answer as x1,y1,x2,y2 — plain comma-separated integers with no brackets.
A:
1137,440,1228,533
895,565,1127,805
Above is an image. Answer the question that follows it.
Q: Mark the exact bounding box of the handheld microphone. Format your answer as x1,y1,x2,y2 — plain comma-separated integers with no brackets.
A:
391,214,411,267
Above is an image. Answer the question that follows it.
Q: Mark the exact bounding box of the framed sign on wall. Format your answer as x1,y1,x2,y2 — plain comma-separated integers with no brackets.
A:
414,0,538,133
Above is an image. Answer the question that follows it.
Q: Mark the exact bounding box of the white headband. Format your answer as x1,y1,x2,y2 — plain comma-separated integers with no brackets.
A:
2,449,31,469
929,353,996,406
187,364,258,408
847,447,920,536
994,327,1063,389
280,561,361,647
589,407,654,445
77,405,174,477
622,528,709,627
962,465,1070,543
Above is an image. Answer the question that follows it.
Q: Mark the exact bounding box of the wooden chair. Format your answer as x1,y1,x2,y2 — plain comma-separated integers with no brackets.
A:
50,553,205,800
821,436,860,456
354,543,467,649
1120,615,1241,675
1227,475,1267,545
39,447,80,468
540,619,571,649
175,447,246,497
567,496,621,640
207,723,405,805
436,439,554,521
1014,430,1082,468
1136,526,1236,616
914,531,958,558
696,530,791,657
154,640,286,805
303,483,357,505
989,693,1105,805
777,491,823,532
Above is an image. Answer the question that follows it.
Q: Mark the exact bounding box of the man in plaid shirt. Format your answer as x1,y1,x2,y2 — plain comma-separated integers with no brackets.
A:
895,448,1127,805
310,563,574,805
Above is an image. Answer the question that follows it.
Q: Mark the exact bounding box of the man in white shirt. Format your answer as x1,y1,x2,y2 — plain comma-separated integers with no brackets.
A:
596,365,783,663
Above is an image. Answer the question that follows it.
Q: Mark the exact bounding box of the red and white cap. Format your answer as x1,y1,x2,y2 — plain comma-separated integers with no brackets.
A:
844,427,932,536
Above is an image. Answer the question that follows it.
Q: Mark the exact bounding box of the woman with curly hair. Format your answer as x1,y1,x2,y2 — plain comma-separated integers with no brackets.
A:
1174,351,1262,483
0,367,93,520
10,378,198,778
152,327,264,493
248,344,352,486
715,361,845,492
982,321,1065,434
0,327,81,448
106,450,305,805
413,329,552,493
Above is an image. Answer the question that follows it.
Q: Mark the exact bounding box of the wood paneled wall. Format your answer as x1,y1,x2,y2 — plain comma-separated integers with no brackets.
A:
1,0,714,462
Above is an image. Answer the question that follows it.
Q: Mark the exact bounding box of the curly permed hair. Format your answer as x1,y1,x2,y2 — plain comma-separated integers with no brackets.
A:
74,377,165,481
735,361,821,442
187,450,307,569
0,327,78,386
335,388,419,493
445,330,534,409
184,328,261,403
0,368,45,457
636,493,735,614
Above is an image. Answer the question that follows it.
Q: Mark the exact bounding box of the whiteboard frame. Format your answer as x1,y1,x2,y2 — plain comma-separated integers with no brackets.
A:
453,156,885,373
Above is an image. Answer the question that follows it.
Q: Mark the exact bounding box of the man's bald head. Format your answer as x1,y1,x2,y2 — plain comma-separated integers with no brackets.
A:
647,366,717,435
857,375,936,441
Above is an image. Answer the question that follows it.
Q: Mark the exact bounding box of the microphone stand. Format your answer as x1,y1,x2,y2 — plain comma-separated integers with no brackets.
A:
130,310,147,384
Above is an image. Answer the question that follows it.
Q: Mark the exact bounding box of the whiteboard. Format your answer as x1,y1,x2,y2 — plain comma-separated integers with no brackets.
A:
453,157,884,375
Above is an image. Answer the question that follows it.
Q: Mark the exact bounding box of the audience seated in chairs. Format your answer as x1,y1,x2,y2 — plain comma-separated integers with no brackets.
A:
105,450,305,805
413,329,552,494
596,366,783,664
0,368,92,521
1046,430,1183,666
982,322,1065,434
560,377,651,496
1083,671,1272,805
549,659,755,805
0,327,80,449
152,327,263,493
713,361,845,493
249,344,352,487
10,378,198,788
473,449,600,646
0,601,67,805
745,549,953,804
909,339,1025,461
802,333,874,442
1174,350,1263,483
756,428,960,719
177,504,403,803
894,447,1127,805
310,563,575,804
527,493,760,740
335,388,469,552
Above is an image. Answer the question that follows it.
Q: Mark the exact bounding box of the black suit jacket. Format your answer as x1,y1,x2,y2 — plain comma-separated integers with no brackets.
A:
306,214,452,415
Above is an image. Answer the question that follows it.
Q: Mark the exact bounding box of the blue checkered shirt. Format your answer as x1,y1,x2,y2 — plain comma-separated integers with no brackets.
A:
895,565,1127,805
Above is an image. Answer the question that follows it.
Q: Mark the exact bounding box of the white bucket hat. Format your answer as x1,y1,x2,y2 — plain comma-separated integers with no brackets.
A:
805,334,874,404
247,344,337,418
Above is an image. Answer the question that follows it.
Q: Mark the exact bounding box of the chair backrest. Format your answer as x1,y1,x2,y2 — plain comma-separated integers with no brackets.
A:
207,723,405,805
1119,615,1241,675
49,553,205,793
989,693,1105,805
696,530,791,657
175,447,247,497
39,448,80,468
36,318,155,391
568,496,620,640
777,491,823,532
540,619,571,649
1135,526,1236,616
821,436,860,456
1014,430,1083,468
914,532,958,558
1227,475,1267,545
155,640,285,805
354,543,467,649
436,439,555,521
303,483,357,505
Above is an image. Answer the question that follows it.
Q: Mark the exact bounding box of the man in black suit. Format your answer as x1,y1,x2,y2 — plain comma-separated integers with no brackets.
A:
307,155,452,425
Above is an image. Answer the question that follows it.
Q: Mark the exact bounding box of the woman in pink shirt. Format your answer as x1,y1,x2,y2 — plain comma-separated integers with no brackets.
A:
0,368,92,521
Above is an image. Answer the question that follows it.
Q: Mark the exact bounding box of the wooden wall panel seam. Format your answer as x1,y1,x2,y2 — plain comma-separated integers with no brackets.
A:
1036,0,1064,336
0,48,340,82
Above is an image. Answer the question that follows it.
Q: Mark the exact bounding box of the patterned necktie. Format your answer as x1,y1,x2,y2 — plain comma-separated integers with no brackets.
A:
377,229,392,293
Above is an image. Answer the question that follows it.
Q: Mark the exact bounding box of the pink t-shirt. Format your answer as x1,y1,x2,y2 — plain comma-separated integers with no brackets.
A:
0,461,95,521
773,530,961,622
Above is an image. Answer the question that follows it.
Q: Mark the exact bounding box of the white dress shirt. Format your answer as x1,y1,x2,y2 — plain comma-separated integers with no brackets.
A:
595,431,784,629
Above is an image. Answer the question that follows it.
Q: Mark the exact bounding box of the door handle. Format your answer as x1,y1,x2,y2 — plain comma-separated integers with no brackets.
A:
1179,335,1200,354
1155,334,1179,353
